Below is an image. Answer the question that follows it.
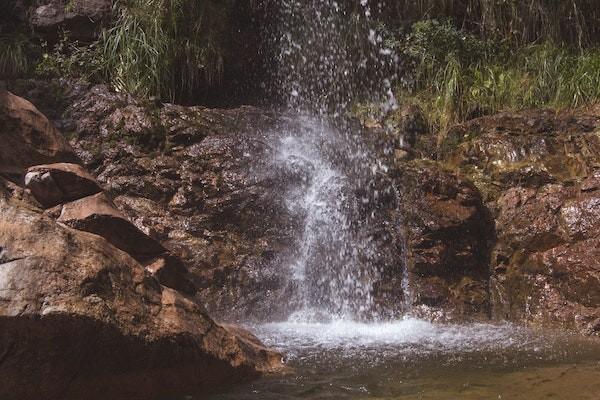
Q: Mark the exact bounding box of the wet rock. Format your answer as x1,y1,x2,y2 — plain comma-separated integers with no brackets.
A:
0,197,283,400
0,90,77,178
30,0,112,42
25,162,102,207
393,160,494,319
146,255,197,296
438,109,600,334
46,86,304,320
441,109,600,198
57,192,166,262
490,179,600,333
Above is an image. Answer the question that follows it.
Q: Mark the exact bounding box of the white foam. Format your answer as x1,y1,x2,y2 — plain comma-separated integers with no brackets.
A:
252,318,539,358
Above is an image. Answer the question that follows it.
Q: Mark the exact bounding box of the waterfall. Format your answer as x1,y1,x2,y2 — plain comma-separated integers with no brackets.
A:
267,0,405,321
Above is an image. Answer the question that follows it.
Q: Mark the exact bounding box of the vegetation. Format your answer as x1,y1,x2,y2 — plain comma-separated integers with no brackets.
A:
383,0,600,47
35,35,106,81
99,0,234,101
3,0,600,115
387,19,600,131
0,34,35,79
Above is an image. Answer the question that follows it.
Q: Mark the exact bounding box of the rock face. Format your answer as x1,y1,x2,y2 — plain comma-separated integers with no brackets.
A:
30,0,112,42
440,109,600,334
0,92,284,399
9,82,600,336
25,162,102,207
392,160,494,319
0,196,282,400
54,85,409,320
0,90,78,178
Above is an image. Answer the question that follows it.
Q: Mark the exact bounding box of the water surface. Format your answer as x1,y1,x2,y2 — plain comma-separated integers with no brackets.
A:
209,319,600,400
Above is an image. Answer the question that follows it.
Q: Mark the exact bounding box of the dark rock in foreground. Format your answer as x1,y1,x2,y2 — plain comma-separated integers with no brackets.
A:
0,196,283,400
0,91,284,399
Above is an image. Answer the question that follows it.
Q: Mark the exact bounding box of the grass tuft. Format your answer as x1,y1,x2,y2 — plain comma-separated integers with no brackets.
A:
0,34,32,79
390,20,600,132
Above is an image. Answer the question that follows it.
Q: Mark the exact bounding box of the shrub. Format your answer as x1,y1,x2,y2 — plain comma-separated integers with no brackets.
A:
35,34,105,81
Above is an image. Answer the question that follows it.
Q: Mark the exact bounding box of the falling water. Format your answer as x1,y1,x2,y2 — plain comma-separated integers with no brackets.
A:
206,3,600,399
266,0,402,321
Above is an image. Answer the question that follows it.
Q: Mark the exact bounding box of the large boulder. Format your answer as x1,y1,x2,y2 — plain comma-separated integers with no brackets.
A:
30,0,112,43
57,192,167,262
0,197,283,400
0,90,78,178
491,175,600,334
439,108,600,334
25,162,102,207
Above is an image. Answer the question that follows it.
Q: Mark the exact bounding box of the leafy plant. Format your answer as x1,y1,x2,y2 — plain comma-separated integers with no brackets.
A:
35,34,105,81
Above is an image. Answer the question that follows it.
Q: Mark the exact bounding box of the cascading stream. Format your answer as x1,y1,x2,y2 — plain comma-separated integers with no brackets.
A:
267,0,402,321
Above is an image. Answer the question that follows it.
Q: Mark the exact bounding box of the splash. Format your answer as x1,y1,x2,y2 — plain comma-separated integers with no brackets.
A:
266,1,403,321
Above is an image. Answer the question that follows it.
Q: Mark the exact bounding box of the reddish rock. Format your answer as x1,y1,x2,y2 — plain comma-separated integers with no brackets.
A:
25,162,102,207
394,160,494,319
439,109,600,334
0,197,284,400
57,192,166,262
146,255,197,296
0,90,77,177
491,180,600,334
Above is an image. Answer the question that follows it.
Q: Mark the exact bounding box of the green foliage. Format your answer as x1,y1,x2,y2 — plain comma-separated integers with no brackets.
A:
35,34,105,81
394,20,600,131
100,0,234,101
386,0,600,47
0,34,34,79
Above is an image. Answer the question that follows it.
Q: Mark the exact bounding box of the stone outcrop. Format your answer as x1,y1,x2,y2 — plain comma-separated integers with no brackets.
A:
50,85,410,320
25,162,102,207
392,160,494,319
0,196,283,400
8,82,600,336
0,90,78,178
439,109,600,334
490,175,600,334
54,85,301,320
30,0,112,42
0,91,284,399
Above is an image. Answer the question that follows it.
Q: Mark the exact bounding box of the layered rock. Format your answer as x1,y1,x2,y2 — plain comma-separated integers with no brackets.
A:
0,91,284,399
440,109,600,334
0,90,78,178
0,196,283,400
